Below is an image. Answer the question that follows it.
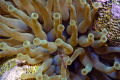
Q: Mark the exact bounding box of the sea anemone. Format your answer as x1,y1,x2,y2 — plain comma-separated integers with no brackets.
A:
0,0,120,80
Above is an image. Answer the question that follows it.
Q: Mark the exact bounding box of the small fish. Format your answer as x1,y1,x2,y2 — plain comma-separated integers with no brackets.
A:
58,51,67,69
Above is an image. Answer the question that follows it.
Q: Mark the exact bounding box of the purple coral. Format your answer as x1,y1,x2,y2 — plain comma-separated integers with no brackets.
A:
96,0,109,2
111,3,120,18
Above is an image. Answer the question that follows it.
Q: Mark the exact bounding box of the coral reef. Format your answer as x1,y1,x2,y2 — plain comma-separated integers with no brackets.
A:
94,0,120,47
0,0,120,80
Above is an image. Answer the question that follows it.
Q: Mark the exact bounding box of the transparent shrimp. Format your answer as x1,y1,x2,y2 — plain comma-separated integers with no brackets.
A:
58,51,67,69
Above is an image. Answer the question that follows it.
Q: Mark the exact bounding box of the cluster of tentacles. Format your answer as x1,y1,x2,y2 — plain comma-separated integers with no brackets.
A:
0,0,120,80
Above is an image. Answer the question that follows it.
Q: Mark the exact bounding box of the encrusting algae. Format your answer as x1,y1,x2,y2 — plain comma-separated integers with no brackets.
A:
0,0,120,80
